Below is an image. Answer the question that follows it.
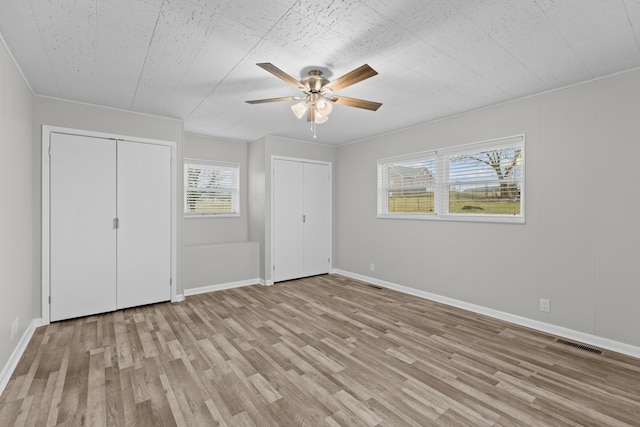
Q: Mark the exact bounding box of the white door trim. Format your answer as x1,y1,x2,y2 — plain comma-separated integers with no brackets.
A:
41,125,178,324
269,155,332,285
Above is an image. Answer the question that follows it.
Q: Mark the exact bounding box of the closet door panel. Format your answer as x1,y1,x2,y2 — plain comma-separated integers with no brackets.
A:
273,159,304,282
50,133,117,321
303,163,331,276
116,141,171,309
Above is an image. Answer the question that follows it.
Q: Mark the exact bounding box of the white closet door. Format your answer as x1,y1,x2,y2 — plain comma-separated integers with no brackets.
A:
116,141,171,309
273,159,304,282
303,163,330,276
50,133,117,321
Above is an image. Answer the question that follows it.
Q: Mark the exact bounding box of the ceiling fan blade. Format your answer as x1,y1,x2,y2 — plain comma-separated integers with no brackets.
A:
323,64,378,92
256,63,307,91
245,96,304,104
330,96,382,111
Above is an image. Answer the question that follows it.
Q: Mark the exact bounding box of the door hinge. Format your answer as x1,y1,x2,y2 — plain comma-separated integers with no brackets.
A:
328,257,330,263
113,217,119,229
273,265,275,271
170,278,172,286
303,214,306,223
48,146,51,157
48,295,51,304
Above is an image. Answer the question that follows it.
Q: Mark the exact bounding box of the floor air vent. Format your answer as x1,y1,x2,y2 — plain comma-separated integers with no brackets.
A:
557,339,603,355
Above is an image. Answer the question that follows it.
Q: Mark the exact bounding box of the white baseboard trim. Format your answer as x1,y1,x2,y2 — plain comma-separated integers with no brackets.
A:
0,317,44,396
332,269,640,359
183,278,261,297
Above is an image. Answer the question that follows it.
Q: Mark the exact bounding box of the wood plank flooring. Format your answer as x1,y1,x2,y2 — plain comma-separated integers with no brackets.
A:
1,274,640,426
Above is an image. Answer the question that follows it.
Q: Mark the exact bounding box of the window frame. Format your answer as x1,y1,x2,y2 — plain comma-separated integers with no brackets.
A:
377,135,525,224
184,158,240,218
377,150,438,219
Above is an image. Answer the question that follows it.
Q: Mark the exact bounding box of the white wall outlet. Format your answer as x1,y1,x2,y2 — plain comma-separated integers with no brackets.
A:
539,298,550,313
369,263,375,272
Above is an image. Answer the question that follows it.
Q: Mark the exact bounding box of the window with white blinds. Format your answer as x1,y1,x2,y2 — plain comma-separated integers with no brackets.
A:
377,152,437,216
378,135,524,223
184,159,239,217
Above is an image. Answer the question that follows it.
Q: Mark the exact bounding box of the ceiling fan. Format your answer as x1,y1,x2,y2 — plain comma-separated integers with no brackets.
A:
246,63,382,137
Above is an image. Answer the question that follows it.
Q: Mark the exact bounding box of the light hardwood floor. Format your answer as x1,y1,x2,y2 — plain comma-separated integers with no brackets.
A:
1,274,639,426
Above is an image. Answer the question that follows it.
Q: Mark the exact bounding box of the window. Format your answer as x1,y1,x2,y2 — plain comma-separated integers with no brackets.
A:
378,135,524,223
378,152,437,216
184,159,239,217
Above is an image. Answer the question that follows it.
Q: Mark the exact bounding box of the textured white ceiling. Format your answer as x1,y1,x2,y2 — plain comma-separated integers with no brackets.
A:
1,0,639,145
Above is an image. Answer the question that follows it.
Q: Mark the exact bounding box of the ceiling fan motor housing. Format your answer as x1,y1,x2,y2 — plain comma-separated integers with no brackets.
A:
301,70,329,93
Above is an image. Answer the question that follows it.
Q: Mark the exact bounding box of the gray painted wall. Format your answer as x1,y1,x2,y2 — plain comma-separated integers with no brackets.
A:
336,68,640,347
0,39,35,371
183,134,248,245
183,134,258,289
33,96,185,299
248,137,266,279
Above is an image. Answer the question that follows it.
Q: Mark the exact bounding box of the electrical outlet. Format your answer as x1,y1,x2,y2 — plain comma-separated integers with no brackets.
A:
369,263,375,272
539,298,550,313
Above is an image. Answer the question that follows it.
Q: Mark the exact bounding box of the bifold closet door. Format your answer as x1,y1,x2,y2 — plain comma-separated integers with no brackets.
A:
50,134,171,321
302,162,330,276
50,133,117,321
116,141,171,309
273,159,330,283
273,160,304,282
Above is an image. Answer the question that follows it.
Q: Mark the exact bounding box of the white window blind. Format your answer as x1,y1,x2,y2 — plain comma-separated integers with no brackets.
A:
377,135,524,223
378,152,437,215
442,136,523,218
184,159,239,217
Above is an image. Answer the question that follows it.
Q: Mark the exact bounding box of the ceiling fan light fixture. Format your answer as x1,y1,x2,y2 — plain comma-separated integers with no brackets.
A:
291,101,308,119
316,98,333,116
314,110,329,124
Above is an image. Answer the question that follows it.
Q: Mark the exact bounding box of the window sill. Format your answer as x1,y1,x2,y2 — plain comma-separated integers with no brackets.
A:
377,213,524,224
184,213,240,219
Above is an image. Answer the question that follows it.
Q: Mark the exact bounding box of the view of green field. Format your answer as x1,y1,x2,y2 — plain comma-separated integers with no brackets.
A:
388,192,520,215
388,195,434,213
187,200,232,213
